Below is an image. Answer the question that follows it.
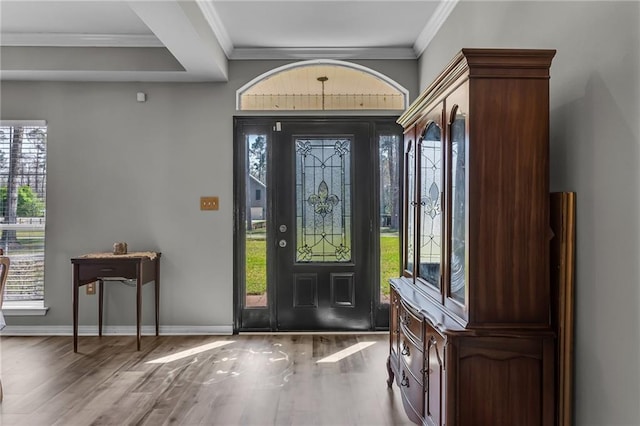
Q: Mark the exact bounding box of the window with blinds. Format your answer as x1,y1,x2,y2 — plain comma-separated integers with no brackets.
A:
0,120,46,302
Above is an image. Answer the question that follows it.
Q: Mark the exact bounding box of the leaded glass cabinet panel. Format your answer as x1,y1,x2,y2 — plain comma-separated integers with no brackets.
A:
403,134,415,277
417,121,443,291
449,105,466,305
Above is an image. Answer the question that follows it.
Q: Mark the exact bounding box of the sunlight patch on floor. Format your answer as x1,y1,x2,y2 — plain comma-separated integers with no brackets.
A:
146,340,235,364
316,341,376,363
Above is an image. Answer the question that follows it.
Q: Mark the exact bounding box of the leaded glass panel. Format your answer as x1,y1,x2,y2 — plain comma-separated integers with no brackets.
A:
295,138,352,263
419,122,442,289
450,113,466,303
406,141,415,274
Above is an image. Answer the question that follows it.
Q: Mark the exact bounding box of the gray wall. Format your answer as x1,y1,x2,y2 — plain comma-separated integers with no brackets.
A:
0,59,418,329
419,2,639,424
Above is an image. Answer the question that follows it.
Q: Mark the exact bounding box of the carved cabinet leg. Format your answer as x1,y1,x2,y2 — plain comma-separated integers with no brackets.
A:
386,355,395,388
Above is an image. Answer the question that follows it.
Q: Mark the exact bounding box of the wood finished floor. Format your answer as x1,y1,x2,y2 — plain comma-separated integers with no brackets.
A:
0,334,412,426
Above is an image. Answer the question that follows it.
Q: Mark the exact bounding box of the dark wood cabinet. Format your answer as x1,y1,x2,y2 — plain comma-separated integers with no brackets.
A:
388,48,557,426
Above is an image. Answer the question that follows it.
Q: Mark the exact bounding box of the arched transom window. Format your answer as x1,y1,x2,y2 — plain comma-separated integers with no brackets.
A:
237,60,408,111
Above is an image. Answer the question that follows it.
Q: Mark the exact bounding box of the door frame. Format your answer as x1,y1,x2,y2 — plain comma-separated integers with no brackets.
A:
233,116,402,332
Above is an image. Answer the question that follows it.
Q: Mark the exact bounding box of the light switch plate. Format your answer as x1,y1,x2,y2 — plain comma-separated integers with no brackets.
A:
200,196,219,211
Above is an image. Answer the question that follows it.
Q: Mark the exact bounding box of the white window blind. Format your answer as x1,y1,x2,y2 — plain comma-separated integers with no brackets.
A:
0,120,47,301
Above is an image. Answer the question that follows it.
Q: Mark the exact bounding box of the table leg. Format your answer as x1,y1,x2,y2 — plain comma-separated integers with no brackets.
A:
155,259,160,336
73,264,79,352
98,279,104,337
136,263,142,351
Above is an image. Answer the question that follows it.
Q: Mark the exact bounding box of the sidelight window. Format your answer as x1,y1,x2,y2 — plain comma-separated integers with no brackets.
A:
245,133,268,308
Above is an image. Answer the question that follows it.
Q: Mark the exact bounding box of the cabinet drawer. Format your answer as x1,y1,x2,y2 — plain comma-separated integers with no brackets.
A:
399,332,423,385
400,300,424,346
399,365,424,419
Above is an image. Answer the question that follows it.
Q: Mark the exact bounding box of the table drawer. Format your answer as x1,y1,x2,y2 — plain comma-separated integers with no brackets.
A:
77,262,137,281
400,300,424,346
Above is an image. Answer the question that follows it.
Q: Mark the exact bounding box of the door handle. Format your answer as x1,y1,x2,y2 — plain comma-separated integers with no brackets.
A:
279,240,287,248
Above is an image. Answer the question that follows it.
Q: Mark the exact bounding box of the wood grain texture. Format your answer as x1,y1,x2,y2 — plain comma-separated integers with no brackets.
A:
468,75,551,327
0,334,412,426
550,192,576,426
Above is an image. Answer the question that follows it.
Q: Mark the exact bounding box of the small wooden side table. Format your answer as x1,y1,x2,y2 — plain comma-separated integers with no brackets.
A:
71,252,161,352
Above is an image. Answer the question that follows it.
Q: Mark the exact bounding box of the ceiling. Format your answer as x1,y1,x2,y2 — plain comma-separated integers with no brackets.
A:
0,1,458,82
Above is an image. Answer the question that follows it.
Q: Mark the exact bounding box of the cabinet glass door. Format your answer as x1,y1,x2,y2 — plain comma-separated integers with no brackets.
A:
449,106,466,304
418,121,443,290
404,136,416,277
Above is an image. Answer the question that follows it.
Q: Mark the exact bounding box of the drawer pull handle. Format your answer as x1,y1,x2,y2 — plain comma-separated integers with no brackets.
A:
401,313,411,327
427,336,444,368
99,268,115,272
400,371,410,387
401,342,410,356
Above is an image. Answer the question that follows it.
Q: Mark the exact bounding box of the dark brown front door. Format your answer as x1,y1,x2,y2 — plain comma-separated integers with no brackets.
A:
273,120,374,330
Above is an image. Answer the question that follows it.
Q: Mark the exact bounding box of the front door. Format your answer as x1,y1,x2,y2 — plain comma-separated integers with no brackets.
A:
273,120,373,330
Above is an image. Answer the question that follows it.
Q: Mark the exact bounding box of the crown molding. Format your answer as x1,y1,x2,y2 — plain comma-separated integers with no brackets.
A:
0,70,229,83
230,46,417,61
413,0,459,57
196,0,234,57
0,32,163,47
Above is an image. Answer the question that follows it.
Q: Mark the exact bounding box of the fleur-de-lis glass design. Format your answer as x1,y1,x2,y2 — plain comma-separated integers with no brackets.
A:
421,181,440,219
307,180,340,215
296,139,312,156
334,140,349,156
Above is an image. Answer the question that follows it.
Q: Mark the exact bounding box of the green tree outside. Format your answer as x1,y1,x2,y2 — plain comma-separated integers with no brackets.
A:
0,185,45,217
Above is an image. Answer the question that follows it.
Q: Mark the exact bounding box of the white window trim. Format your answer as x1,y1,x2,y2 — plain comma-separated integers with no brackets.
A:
2,300,48,316
0,119,48,309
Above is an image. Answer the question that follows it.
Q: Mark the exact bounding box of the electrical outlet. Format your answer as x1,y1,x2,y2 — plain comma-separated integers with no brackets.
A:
200,196,219,211
86,282,96,295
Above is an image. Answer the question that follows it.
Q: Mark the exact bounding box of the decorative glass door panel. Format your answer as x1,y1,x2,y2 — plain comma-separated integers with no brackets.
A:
418,122,442,290
449,106,467,304
295,138,352,263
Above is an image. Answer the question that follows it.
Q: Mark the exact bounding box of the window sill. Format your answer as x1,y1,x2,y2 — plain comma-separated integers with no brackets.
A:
2,301,49,316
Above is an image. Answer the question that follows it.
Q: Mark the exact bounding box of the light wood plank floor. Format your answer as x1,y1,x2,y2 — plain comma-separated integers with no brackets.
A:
0,334,412,426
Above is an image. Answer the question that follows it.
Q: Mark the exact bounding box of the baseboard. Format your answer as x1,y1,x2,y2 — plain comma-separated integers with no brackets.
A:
0,325,233,336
